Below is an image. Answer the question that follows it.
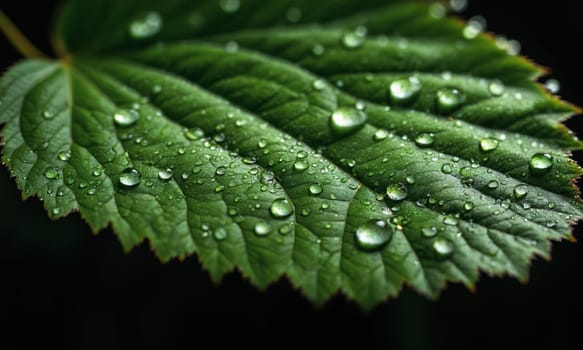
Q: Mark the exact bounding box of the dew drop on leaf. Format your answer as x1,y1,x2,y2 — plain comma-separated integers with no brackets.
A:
220,0,240,13
464,201,474,211
57,151,71,161
544,79,560,94
480,138,499,152
44,167,60,180
487,180,499,189
373,129,388,141
213,228,228,241
342,31,365,49
441,163,453,174
488,81,505,96
386,183,408,201
293,160,309,171
436,88,465,113
390,77,421,103
513,184,528,199
184,128,204,140
113,109,140,127
355,219,393,252
270,198,294,219
433,238,455,257
415,133,435,147
119,168,142,188
312,79,326,91
529,153,553,175
129,12,163,39
329,108,367,137
254,221,271,236
422,226,438,238
443,214,459,226
158,168,173,181
309,184,323,195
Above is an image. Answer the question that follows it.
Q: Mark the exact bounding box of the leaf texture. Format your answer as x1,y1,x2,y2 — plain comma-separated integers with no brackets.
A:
1,0,581,308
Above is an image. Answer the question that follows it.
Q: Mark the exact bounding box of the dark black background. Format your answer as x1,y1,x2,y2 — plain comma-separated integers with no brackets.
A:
0,1,581,349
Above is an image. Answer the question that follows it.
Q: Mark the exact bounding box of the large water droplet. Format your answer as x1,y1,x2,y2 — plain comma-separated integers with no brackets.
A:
158,168,173,181
373,129,389,141
390,77,421,103
57,151,71,161
487,180,499,189
119,168,142,188
254,221,271,236
220,0,240,13
355,219,393,252
443,214,459,226
513,184,528,199
422,226,438,238
441,163,453,174
529,153,553,175
329,108,367,137
464,201,474,211
213,228,228,241
312,79,326,91
463,15,486,39
386,183,408,201
44,167,60,180
480,138,499,152
436,88,465,113
309,184,323,195
129,12,163,39
270,198,294,219
433,238,455,257
415,133,435,148
545,79,560,94
293,160,309,171
113,109,140,127
342,31,365,49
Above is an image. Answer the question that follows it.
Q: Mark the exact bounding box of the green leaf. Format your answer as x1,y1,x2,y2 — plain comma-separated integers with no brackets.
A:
1,0,581,308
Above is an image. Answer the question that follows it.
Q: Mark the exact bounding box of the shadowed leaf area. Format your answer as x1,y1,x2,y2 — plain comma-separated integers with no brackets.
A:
0,0,581,309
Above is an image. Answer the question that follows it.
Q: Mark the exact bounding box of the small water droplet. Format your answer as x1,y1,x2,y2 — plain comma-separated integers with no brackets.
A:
309,184,323,195
52,207,61,215
450,0,467,12
386,183,408,201
329,108,367,137
405,176,416,185
119,168,141,188
293,160,309,171
57,151,71,161
415,133,435,148
513,184,528,199
464,201,474,211
158,168,173,181
184,128,204,140
44,167,60,180
355,219,393,252
480,138,499,152
129,11,163,39
443,215,459,226
312,79,326,91
213,228,228,241
312,44,325,56
113,109,139,127
488,81,505,96
487,180,499,189
342,31,365,49
463,15,486,39
441,163,453,174
433,238,455,257
422,226,438,238
215,166,227,176
373,129,389,141
544,79,560,94
436,88,465,113
42,110,54,119
390,77,421,103
254,221,271,236
529,153,553,176
270,198,294,219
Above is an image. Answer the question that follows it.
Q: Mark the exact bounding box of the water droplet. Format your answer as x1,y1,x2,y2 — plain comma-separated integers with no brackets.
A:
184,128,204,140
329,108,367,137
158,168,173,181
309,184,323,195
529,153,553,175
546,220,557,228
293,160,309,171
342,31,365,49
443,215,459,226
373,129,389,141
57,151,71,161
129,12,163,39
42,110,54,119
312,44,325,56
464,201,474,211
450,0,467,12
480,138,499,152
270,198,294,219
215,166,227,176
405,176,416,185
44,167,59,180
254,221,271,236
415,133,435,148
279,223,293,235
463,15,486,39
433,238,455,257
52,207,61,215
488,81,505,96
355,219,393,252
429,3,447,18
312,79,326,91
113,109,139,127
119,168,141,188
487,180,499,189
390,77,421,103
386,183,408,201
422,226,438,238
436,88,465,113
441,163,453,174
220,0,240,13
544,79,560,94
213,228,228,241
513,185,528,199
